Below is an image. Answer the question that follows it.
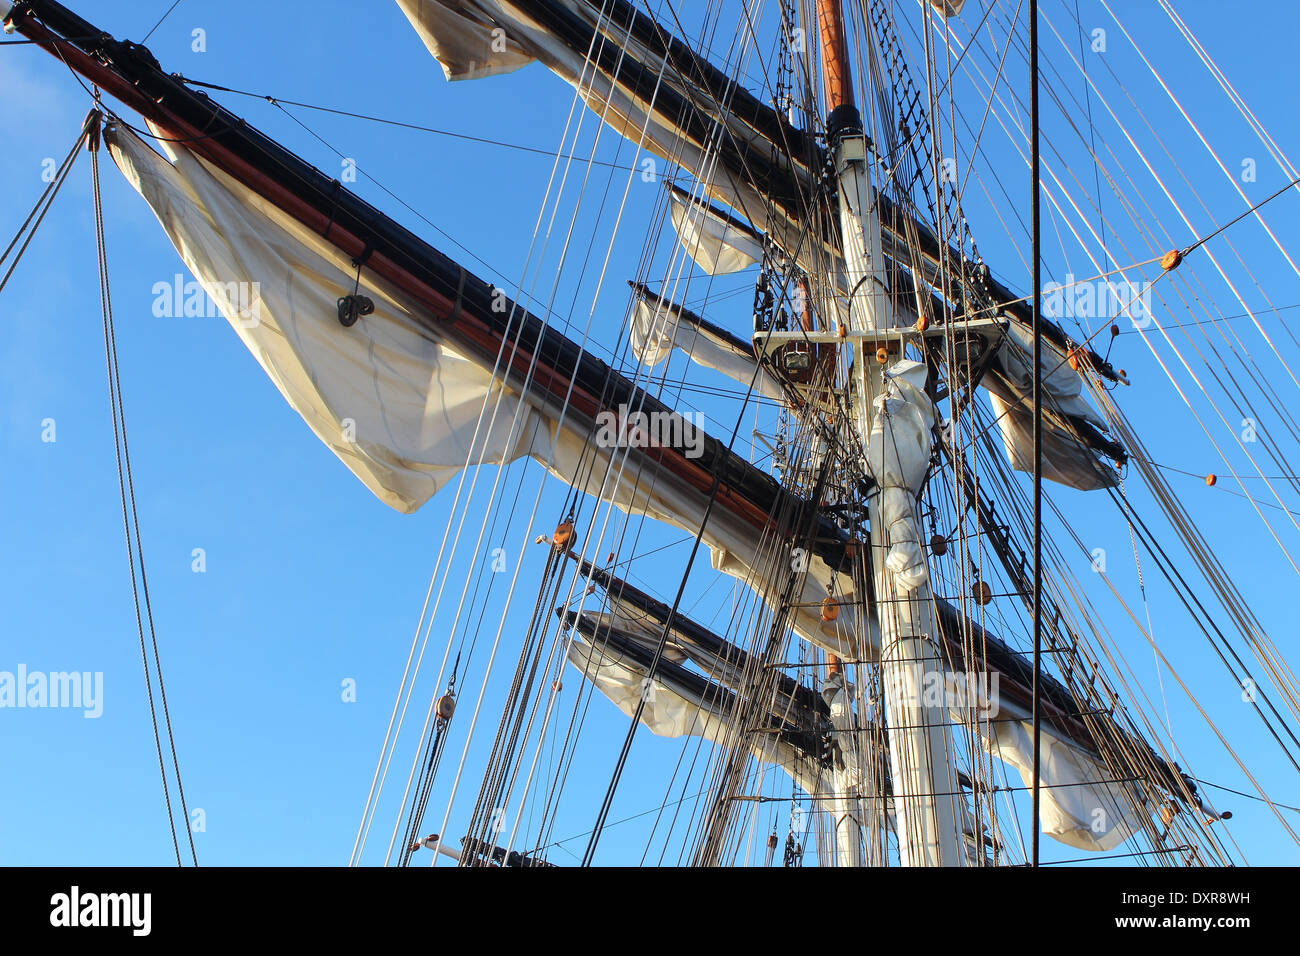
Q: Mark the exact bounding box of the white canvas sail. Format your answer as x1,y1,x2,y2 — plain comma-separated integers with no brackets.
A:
107,120,551,513
630,297,783,401
571,610,1146,854
985,322,1117,491
397,0,533,80
397,0,810,249
985,323,1114,492
667,189,765,276
398,0,1121,494
106,121,865,660
987,393,1117,491
107,89,1149,863
564,623,827,793
977,718,1146,852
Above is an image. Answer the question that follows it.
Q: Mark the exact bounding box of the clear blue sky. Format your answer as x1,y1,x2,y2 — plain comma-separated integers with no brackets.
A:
2,0,1298,866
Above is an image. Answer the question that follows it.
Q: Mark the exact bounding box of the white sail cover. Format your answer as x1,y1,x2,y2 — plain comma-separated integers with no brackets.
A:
866,360,935,591
630,298,783,401
987,323,1117,491
667,190,764,276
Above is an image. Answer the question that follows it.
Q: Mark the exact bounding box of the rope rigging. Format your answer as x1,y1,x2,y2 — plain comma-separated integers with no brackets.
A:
89,107,198,867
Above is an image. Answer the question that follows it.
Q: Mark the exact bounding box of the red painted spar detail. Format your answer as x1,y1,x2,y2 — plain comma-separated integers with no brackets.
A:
10,9,775,534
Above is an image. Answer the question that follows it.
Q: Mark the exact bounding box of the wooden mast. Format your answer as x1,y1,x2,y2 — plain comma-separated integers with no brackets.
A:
816,0,855,112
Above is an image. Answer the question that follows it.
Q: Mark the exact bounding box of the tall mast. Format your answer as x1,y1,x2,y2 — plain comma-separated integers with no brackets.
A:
1029,0,1044,869
815,0,965,866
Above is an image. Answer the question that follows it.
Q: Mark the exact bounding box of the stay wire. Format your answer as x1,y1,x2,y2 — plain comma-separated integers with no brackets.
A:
0,121,89,295
91,113,197,866
141,1,183,44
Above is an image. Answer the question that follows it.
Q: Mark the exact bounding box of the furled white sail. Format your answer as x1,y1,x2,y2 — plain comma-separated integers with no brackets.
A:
107,120,551,513
932,665,1148,852
396,0,533,81
997,322,1108,430
106,121,865,659
986,322,1118,491
987,393,1116,491
667,190,765,276
397,0,808,246
564,622,827,793
397,0,1122,494
630,298,784,401
978,718,1146,851
572,606,1145,854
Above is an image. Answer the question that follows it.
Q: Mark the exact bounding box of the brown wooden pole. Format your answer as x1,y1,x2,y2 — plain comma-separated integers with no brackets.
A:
815,0,855,112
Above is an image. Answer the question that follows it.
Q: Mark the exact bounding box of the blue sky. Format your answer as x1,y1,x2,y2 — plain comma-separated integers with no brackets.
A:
2,0,1298,866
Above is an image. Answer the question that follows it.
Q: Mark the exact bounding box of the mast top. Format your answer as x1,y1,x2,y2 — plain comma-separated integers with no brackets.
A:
815,0,862,140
